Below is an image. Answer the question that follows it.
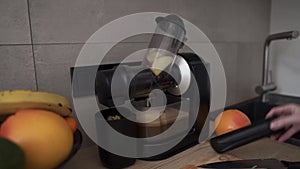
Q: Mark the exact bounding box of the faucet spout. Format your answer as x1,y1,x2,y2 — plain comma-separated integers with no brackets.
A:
266,31,299,42
257,31,299,102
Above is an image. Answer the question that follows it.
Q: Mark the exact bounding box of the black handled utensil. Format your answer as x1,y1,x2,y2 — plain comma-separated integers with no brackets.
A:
198,159,300,169
210,116,283,153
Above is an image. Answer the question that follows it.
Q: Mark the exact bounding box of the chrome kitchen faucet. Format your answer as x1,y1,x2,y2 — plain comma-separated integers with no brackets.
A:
255,31,299,102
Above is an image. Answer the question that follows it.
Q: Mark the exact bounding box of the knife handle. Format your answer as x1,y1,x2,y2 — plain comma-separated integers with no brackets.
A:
282,161,300,169
210,116,281,153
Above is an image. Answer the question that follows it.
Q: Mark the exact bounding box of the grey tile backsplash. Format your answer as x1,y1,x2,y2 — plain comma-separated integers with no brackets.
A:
0,0,31,44
0,45,36,90
33,44,83,100
0,0,271,146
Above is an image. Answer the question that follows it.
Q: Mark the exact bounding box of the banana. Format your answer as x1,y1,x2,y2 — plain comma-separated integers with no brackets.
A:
0,90,72,116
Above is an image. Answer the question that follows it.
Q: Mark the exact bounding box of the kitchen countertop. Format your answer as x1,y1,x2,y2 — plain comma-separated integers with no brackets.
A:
63,138,300,169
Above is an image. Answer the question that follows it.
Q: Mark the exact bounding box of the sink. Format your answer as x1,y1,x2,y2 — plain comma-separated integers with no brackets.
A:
220,93,300,147
225,95,278,122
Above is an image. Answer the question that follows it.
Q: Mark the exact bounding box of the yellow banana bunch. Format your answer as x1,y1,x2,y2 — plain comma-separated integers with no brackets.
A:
0,90,72,116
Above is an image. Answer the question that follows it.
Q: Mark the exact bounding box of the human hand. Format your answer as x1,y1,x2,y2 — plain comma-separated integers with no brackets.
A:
266,104,300,142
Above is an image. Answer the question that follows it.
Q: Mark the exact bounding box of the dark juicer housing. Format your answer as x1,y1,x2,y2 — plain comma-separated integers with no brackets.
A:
95,15,211,169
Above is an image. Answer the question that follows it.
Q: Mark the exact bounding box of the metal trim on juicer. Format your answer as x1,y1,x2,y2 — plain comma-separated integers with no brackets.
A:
167,55,191,96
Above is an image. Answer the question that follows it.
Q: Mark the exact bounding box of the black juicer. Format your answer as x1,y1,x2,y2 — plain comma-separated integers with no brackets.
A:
95,15,211,168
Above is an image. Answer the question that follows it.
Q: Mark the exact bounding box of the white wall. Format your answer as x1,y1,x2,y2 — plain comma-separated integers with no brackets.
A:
270,0,300,97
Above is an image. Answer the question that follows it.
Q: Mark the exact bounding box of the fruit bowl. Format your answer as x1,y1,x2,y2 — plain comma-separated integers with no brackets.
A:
56,129,82,169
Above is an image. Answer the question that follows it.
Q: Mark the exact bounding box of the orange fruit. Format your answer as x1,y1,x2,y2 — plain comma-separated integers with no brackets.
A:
65,116,78,133
0,109,73,169
214,109,251,136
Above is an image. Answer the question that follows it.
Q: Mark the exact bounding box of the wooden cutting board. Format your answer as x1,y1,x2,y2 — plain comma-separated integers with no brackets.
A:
180,154,241,169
